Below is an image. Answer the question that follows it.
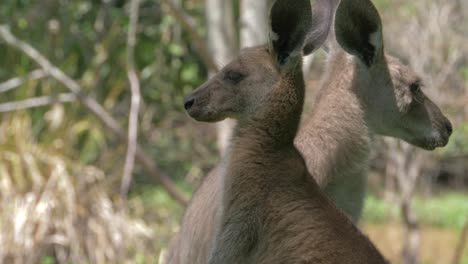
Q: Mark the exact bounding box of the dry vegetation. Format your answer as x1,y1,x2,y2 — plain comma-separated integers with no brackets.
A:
0,115,153,263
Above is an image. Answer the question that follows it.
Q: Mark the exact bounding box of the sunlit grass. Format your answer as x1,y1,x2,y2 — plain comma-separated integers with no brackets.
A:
362,192,468,229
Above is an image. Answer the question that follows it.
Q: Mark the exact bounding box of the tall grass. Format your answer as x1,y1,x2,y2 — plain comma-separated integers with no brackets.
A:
0,114,153,263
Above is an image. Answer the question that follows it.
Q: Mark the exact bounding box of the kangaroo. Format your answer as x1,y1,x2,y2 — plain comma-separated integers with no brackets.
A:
164,0,453,262
178,0,388,263
297,0,453,221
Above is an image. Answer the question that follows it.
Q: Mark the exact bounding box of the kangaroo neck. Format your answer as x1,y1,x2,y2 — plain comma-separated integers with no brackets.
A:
234,63,305,152
296,51,372,186
219,62,307,190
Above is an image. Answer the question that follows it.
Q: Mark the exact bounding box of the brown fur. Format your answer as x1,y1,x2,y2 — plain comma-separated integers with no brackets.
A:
173,0,388,262
165,51,451,264
166,0,451,263
200,46,386,263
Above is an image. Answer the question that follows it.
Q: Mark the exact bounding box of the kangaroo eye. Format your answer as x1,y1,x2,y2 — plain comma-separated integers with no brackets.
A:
410,82,420,93
224,71,244,83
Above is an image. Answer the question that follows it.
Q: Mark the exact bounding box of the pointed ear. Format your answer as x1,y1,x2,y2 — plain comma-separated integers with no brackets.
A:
334,0,384,67
303,0,337,55
269,0,312,66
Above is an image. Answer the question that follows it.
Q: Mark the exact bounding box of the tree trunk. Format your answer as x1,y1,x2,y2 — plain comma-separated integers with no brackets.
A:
205,0,237,155
211,0,273,157
384,157,397,203
401,199,420,264
240,0,270,47
385,139,423,264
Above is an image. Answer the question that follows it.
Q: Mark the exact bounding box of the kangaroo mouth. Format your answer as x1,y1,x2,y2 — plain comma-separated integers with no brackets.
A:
422,139,446,151
416,132,450,151
184,95,219,122
186,107,225,123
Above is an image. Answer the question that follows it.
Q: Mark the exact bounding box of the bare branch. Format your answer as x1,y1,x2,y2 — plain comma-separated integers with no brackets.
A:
0,69,48,93
384,138,423,264
160,0,219,71
0,25,188,206
121,0,142,199
0,93,76,112
0,25,122,135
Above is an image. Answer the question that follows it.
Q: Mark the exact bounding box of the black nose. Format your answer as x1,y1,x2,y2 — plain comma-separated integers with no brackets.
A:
445,121,453,136
184,97,195,110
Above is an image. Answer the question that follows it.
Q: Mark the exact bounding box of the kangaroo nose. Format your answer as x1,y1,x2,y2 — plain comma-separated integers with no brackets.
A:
445,121,453,136
184,96,195,110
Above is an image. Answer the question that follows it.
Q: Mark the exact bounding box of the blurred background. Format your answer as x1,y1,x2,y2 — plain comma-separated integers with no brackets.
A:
0,0,466,263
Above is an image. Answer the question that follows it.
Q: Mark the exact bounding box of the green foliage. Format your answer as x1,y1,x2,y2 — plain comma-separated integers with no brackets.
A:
128,184,186,257
442,122,468,155
0,0,218,182
362,195,399,224
413,193,468,229
372,0,393,10
460,66,468,81
0,1,217,262
363,193,468,229
135,253,158,264
462,256,468,264
40,256,54,264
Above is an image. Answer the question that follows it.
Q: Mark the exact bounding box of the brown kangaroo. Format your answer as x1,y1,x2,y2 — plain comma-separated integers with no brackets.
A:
177,0,388,263
164,0,452,263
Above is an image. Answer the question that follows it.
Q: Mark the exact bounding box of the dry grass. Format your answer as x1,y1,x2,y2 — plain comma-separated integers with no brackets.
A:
0,114,154,264
364,223,468,264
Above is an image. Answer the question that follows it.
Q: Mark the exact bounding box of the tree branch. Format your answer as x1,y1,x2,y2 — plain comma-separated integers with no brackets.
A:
0,25,188,206
0,25,122,135
160,0,219,71
0,93,76,112
121,0,142,199
0,69,48,93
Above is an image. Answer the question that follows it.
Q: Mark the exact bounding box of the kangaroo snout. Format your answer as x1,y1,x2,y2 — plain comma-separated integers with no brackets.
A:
424,117,453,150
183,92,203,120
429,104,453,148
444,120,453,136
438,118,453,147
183,96,195,111
183,80,214,120
183,84,225,122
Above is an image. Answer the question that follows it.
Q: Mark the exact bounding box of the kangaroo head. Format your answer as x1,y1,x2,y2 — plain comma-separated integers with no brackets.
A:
334,0,452,150
184,0,332,125
183,46,280,123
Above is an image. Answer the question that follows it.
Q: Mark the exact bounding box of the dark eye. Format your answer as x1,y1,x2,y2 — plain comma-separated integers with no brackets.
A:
410,82,420,93
224,71,244,83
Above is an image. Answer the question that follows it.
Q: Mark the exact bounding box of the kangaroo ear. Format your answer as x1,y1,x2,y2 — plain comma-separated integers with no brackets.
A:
334,0,383,67
269,0,312,66
303,0,337,55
